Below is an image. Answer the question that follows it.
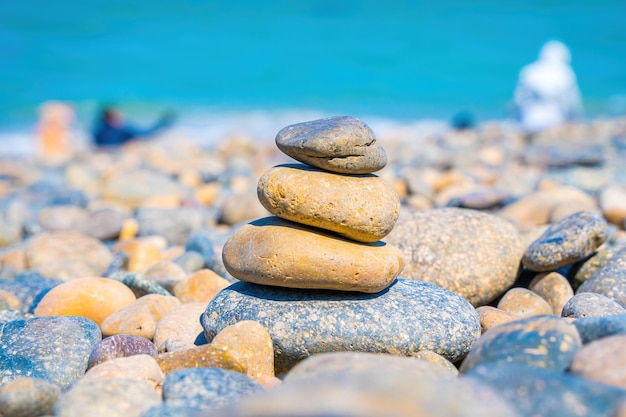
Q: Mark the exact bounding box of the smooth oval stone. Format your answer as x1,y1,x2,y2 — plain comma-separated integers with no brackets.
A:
571,244,623,289
211,320,275,384
201,278,481,374
476,306,520,333
24,231,113,280
498,186,598,229
578,247,626,306
113,239,163,273
79,354,164,389
222,216,404,293
257,164,400,242
464,363,626,417
88,334,157,369
0,316,101,388
100,294,182,339
409,350,459,376
153,302,206,353
216,354,517,417
275,116,387,174
143,260,187,293
570,334,626,389
53,378,161,417
107,271,171,297
522,211,609,271
162,368,262,413
33,277,136,326
497,287,553,317
172,269,230,304
561,292,626,318
460,315,581,373
156,344,246,376
529,272,574,315
600,183,626,227
172,250,205,274
135,206,210,245
574,315,626,343
0,377,61,417
37,204,87,232
385,207,523,306
80,207,127,241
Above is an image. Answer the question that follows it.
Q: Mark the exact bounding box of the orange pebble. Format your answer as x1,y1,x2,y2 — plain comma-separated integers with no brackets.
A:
119,219,139,240
173,269,231,303
33,277,136,326
195,182,221,205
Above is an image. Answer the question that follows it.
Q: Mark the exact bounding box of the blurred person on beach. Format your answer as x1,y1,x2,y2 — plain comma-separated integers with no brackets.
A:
513,40,583,136
92,105,175,148
37,101,76,161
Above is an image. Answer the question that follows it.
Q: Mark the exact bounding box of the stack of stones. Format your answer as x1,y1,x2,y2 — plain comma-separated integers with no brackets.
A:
204,116,482,375
221,115,404,293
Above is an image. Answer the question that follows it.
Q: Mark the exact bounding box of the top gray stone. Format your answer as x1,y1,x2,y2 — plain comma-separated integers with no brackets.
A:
522,210,609,272
275,116,387,174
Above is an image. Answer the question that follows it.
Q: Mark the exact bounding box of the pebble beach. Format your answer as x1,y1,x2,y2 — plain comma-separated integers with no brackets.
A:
2,113,626,416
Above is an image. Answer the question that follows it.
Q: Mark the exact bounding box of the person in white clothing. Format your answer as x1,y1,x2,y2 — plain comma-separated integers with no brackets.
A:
513,40,583,134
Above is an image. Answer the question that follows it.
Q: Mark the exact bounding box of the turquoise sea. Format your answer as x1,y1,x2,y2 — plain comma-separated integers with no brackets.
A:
1,0,625,138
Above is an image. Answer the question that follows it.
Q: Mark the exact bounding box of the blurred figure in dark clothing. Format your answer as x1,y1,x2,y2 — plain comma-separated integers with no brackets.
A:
92,106,175,147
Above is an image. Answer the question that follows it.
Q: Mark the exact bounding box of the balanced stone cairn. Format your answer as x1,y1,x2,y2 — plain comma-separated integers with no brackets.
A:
221,115,404,293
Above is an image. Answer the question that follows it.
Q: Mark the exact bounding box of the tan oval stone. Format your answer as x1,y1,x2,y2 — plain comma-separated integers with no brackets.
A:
476,306,520,333
172,269,230,304
569,334,626,389
77,354,164,390
34,277,136,326
529,272,574,315
497,287,553,317
211,320,275,384
153,302,206,353
223,216,404,293
156,344,246,375
113,239,162,273
100,294,182,339
25,231,113,280
257,164,400,243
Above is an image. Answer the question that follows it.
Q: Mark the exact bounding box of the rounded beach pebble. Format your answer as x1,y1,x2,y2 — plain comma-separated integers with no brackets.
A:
460,315,581,373
522,210,608,271
33,277,136,326
88,334,158,369
222,216,404,293
0,376,61,417
385,207,523,306
561,292,626,318
275,115,387,174
201,277,481,374
577,247,626,307
257,164,400,242
0,316,101,388
569,334,626,389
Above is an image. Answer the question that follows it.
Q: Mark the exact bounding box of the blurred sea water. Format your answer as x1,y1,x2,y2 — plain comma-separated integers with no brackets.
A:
0,0,625,153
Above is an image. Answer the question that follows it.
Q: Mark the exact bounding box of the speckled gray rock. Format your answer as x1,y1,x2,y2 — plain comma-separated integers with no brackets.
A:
201,278,481,374
53,379,161,417
460,315,581,373
0,377,61,417
107,271,171,297
275,116,387,174
522,210,608,272
574,314,626,343
257,164,400,242
561,292,626,318
0,309,24,330
0,271,61,313
172,250,205,273
569,334,626,389
0,316,101,387
216,353,518,417
464,363,626,417
87,334,158,369
571,243,625,289
80,207,126,241
162,368,262,413
384,207,523,306
578,247,626,307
